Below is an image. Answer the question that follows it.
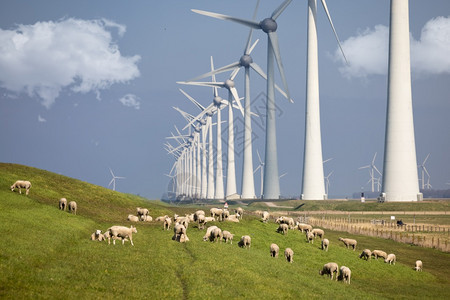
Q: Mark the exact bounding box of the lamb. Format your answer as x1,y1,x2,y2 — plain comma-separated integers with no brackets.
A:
306,231,315,244
371,250,388,260
270,243,279,258
359,249,372,261
277,223,289,235
127,214,139,222
203,226,218,241
10,180,32,195
321,238,329,251
338,237,357,250
414,260,423,271
311,228,325,239
210,227,223,243
385,253,396,265
155,215,168,222
106,225,137,246
319,262,339,280
235,207,244,219
261,211,270,223
163,217,172,230
222,230,234,244
297,223,312,233
136,207,149,219
238,235,251,249
91,229,106,241
68,201,77,215
284,248,294,263
59,198,67,211
172,224,189,243
226,214,240,223
140,215,153,222
339,266,351,284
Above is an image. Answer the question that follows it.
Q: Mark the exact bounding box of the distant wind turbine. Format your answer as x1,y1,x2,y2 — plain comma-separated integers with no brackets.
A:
253,149,265,198
418,153,431,190
324,171,333,196
359,153,382,193
109,168,125,191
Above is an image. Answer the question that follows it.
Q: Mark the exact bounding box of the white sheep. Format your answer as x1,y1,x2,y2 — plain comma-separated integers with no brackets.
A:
319,262,339,280
238,235,251,249
270,243,279,258
306,231,315,244
203,226,218,241
414,260,423,271
385,253,396,265
277,223,289,235
210,208,224,221
175,216,190,229
59,198,67,211
359,249,372,261
90,229,105,241
193,210,205,222
136,207,149,219
235,207,244,219
204,216,216,223
10,180,32,195
172,224,189,243
127,214,139,222
140,215,153,222
155,215,168,222
371,250,388,260
222,209,230,220
197,214,206,229
338,237,357,250
210,227,223,243
261,211,270,223
284,248,294,263
227,214,240,223
321,238,329,251
297,223,312,233
68,201,77,215
105,225,137,246
311,228,325,239
339,266,351,284
222,230,234,244
163,217,172,230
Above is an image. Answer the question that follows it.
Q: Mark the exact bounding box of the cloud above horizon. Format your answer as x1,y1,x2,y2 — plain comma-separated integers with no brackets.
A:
334,16,450,78
119,93,140,109
0,18,141,108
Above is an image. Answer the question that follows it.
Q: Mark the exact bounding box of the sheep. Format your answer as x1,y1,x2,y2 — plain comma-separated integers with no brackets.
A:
172,224,189,243
385,253,396,265
204,216,216,223
127,214,139,222
261,211,270,223
210,208,223,221
68,201,77,215
222,209,230,220
321,238,329,251
163,217,172,230
311,228,325,239
359,249,372,261
414,260,423,271
155,215,168,222
175,216,190,229
270,243,279,258
197,214,206,229
226,214,240,223
275,216,295,228
210,227,223,243
297,223,312,233
306,231,315,244
238,235,251,249
59,198,67,211
193,210,205,222
136,207,149,219
106,225,137,246
140,215,153,222
222,231,234,244
91,230,105,241
277,223,289,235
284,248,294,263
339,266,351,284
371,250,388,260
203,226,218,241
10,180,32,195
235,207,244,219
338,237,357,250
319,262,339,281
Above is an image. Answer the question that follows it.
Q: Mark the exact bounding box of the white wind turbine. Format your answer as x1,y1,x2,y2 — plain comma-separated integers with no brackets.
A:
301,0,347,201
324,171,333,196
359,152,382,193
253,149,265,198
192,0,293,200
418,153,431,190
108,168,125,191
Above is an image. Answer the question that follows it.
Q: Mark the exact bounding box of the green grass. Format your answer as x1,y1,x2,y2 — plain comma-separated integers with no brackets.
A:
1,163,449,299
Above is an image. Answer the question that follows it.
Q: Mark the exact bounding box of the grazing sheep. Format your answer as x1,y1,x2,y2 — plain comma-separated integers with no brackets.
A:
284,248,294,263
197,214,206,229
235,207,244,219
238,235,251,249
261,211,270,223
172,224,189,243
321,238,329,251
270,243,279,258
319,262,339,280
210,227,223,243
127,214,139,222
222,209,230,220
140,215,153,222
339,266,351,284
227,214,240,223
275,216,295,229
68,201,77,215
210,208,223,221
338,237,357,250
222,231,234,244
306,231,315,244
59,198,67,211
155,215,168,222
91,230,105,241
163,217,172,230
359,249,372,261
10,180,32,195
414,260,423,271
277,223,289,235
193,210,205,222
311,228,325,239
385,253,396,265
371,250,388,260
136,207,149,218
297,223,312,233
106,225,137,246
175,216,190,229
203,226,218,241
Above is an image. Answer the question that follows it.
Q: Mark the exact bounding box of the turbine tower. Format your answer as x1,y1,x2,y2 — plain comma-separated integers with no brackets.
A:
419,153,431,190
301,0,347,200
380,0,422,202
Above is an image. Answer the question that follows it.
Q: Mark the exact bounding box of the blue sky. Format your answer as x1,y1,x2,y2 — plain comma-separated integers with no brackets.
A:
1,0,449,199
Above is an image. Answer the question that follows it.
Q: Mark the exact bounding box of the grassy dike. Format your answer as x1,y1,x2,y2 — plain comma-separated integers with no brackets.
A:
1,163,449,299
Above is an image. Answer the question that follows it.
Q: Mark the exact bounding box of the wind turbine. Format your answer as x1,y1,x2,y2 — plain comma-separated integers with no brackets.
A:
381,0,421,202
301,0,347,201
324,171,333,196
359,152,382,193
253,149,265,198
108,168,125,191
418,153,431,190
192,0,293,199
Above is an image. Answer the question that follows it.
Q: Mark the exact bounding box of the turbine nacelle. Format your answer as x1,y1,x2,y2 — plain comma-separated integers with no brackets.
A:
260,18,277,33
239,54,253,68
224,79,235,89
213,96,223,106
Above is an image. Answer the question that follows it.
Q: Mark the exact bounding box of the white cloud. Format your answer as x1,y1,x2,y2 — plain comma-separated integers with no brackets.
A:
119,93,140,110
334,16,450,78
38,115,46,122
0,18,140,108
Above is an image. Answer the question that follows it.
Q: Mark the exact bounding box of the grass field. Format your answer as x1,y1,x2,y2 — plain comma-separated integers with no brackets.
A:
1,163,449,299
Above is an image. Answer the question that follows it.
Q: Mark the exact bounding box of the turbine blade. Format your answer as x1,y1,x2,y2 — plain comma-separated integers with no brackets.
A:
268,31,291,103
373,165,382,176
320,0,348,64
247,39,259,55
358,165,370,170
179,89,205,111
372,152,377,164
230,67,241,81
229,87,244,116
271,0,293,20
188,62,240,82
177,81,224,89
423,153,430,164
257,149,263,164
244,0,260,54
251,61,292,102
192,9,260,29
109,168,114,177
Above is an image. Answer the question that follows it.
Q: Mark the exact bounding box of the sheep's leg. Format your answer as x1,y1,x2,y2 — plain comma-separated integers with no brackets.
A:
19,188,22,194
130,238,134,246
